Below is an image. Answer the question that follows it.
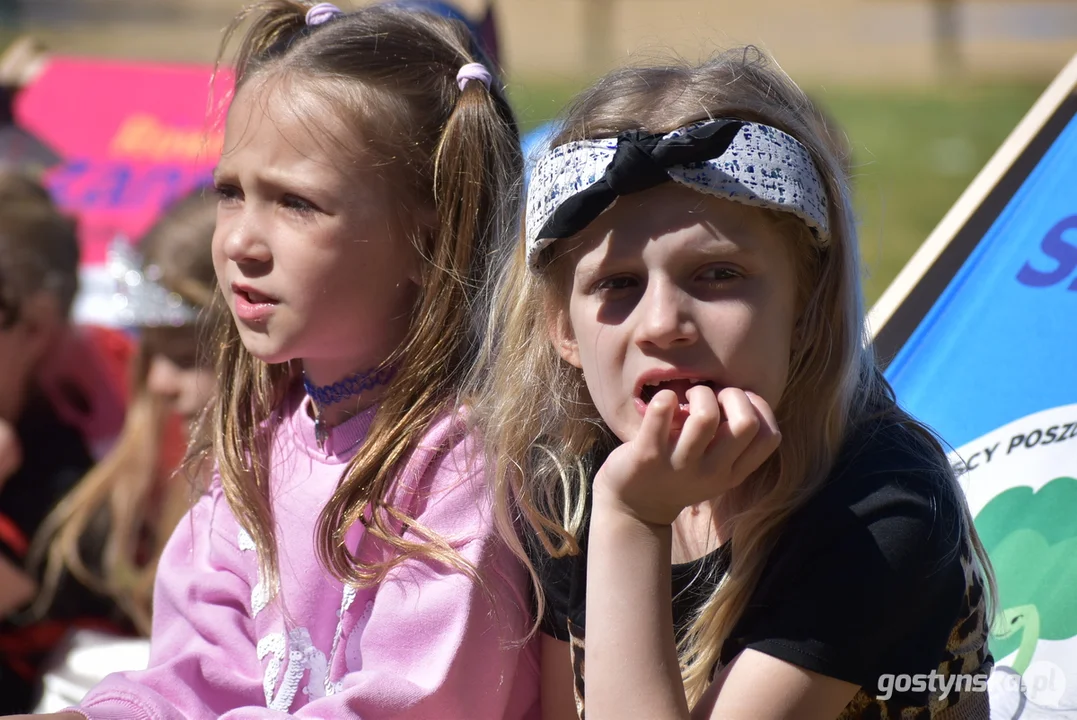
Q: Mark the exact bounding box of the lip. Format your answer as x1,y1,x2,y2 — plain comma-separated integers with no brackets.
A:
230,282,279,324
633,368,716,400
632,368,719,423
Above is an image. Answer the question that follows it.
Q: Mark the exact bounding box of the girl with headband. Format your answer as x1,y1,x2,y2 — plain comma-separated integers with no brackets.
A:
474,47,994,719
21,2,538,718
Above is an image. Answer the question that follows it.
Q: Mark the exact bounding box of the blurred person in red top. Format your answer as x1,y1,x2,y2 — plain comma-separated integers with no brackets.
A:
0,186,218,713
0,170,97,713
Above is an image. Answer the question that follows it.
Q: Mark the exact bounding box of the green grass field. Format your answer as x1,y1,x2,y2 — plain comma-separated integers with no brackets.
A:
510,79,1048,305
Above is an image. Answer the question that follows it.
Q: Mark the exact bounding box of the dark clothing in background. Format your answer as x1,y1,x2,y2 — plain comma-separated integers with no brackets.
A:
0,393,129,713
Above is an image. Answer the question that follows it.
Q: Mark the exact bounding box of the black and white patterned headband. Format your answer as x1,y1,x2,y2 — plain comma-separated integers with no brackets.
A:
525,118,830,270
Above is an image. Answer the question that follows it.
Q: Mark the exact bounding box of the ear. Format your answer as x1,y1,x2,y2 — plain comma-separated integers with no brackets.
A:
547,305,581,369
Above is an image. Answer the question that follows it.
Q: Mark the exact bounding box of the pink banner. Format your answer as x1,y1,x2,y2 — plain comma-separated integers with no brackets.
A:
14,57,232,266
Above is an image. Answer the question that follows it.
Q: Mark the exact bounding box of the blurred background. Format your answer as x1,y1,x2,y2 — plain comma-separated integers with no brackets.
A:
2,0,1075,301
0,3,1074,713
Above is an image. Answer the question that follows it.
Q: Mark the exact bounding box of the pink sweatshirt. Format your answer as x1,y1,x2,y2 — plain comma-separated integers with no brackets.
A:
73,390,540,719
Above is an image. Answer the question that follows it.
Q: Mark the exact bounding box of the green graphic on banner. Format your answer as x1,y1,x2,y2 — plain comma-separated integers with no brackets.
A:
976,478,1077,671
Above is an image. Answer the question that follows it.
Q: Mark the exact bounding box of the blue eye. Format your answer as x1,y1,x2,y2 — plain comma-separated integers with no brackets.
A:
282,194,318,214
214,184,241,204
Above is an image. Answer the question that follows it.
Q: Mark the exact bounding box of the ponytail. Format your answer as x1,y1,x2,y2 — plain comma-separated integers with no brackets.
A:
219,0,308,85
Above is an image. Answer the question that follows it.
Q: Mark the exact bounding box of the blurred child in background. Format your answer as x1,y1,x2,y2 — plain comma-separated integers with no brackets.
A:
26,188,219,712
0,171,95,713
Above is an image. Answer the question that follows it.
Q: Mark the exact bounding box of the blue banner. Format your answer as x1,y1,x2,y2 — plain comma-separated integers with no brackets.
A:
885,106,1077,717
886,113,1077,450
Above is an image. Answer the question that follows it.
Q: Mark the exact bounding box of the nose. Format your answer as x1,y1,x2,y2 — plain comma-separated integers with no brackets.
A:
146,355,181,402
216,206,272,267
634,278,699,350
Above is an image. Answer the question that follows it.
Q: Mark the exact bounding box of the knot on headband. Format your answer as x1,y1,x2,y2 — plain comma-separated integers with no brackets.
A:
543,120,745,244
306,2,343,26
604,133,666,195
456,62,492,91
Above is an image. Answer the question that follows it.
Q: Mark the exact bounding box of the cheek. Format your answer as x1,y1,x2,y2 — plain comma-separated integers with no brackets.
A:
211,231,231,284
179,369,216,407
210,219,228,260
759,328,794,407
571,318,622,409
746,301,798,407
324,229,406,292
191,369,217,404
145,357,174,394
701,304,795,405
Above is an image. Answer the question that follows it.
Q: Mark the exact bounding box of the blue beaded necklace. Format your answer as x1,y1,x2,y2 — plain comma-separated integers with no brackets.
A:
304,365,395,450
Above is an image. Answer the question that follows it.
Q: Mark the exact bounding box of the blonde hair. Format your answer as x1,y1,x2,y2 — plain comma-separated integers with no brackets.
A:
193,1,521,597
30,188,219,633
474,47,994,705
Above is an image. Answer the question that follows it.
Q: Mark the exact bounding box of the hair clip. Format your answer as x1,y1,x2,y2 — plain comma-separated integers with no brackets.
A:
306,2,343,26
456,62,492,91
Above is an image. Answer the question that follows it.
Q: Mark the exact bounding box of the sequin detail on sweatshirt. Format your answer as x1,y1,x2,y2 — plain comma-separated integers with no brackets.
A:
238,527,271,617
323,584,359,696
345,600,377,673
256,627,328,710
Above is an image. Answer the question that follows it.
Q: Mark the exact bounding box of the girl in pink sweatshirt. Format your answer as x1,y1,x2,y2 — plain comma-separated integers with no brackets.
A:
16,2,538,718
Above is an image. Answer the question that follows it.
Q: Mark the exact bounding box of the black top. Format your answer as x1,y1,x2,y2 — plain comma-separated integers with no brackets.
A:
0,396,95,566
526,410,993,719
0,394,127,713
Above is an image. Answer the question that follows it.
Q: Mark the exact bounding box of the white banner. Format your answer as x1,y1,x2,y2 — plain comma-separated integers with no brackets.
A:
952,404,1077,719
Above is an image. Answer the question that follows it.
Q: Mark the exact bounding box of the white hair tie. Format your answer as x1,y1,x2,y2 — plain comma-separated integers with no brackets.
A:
456,62,492,91
306,3,343,26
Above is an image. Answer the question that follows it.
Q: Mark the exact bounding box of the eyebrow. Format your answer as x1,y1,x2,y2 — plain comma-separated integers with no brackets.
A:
212,163,328,200
583,232,746,267
573,257,604,285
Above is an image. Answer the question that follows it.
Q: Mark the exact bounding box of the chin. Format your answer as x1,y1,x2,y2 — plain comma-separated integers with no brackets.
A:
602,414,637,444
248,348,294,366
236,334,294,366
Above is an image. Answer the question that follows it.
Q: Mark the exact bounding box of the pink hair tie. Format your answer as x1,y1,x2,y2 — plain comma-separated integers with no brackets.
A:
456,63,492,91
306,2,342,26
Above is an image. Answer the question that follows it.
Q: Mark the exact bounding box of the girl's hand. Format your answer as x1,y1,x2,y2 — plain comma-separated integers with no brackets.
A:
594,386,780,526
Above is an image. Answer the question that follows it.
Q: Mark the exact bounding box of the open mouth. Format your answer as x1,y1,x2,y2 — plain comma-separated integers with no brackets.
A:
639,378,716,405
236,288,276,305
230,283,279,324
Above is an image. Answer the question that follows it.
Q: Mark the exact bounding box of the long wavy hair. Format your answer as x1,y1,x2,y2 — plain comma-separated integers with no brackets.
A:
31,189,218,633
473,47,995,705
189,1,521,598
